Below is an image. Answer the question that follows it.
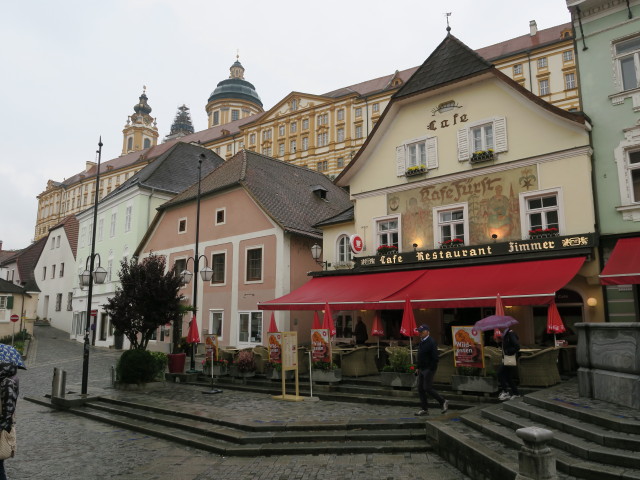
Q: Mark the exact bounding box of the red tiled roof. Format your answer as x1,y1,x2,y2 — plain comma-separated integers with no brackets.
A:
475,23,572,61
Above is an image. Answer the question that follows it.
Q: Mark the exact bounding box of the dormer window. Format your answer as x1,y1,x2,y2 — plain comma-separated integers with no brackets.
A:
312,185,328,200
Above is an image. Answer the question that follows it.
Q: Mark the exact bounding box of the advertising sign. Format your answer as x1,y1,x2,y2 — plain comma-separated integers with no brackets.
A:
452,326,484,368
268,332,282,364
204,334,218,362
311,328,331,363
282,331,298,370
350,234,364,254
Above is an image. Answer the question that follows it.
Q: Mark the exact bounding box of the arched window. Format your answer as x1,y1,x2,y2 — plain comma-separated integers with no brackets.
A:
143,138,151,149
336,235,353,263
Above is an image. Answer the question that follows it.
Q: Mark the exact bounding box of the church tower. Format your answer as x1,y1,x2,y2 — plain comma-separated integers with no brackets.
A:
121,87,159,155
205,56,264,128
164,104,195,142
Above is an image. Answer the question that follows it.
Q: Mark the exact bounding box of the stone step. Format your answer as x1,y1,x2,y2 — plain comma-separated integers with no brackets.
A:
480,403,640,470
524,390,640,435
502,397,640,451
454,410,637,480
27,396,428,456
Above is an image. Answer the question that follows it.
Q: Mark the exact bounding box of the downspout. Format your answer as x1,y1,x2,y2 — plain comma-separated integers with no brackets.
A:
576,6,588,51
147,188,155,229
364,97,370,136
526,51,533,92
626,0,633,19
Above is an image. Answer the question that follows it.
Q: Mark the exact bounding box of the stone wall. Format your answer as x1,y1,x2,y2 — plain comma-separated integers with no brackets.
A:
576,322,640,409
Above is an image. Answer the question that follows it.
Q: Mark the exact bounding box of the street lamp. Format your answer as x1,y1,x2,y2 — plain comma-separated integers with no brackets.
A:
180,154,212,372
81,137,104,395
311,243,331,270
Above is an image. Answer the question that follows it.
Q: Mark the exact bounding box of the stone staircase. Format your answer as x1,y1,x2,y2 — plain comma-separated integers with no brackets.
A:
26,394,428,456
426,382,640,480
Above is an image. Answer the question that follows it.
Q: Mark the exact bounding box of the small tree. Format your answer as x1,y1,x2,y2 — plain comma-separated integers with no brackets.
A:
104,254,184,350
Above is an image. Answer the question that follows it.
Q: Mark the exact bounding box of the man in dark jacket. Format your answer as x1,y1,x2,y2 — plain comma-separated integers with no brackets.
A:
415,324,448,416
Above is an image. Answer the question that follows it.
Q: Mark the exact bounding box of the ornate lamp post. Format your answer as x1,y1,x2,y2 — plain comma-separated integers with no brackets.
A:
80,137,107,395
180,154,213,372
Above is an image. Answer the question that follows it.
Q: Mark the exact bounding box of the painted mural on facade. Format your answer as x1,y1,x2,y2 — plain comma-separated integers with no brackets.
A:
388,167,538,251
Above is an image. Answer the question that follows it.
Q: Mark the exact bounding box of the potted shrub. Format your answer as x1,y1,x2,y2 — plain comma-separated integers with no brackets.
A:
266,362,294,381
167,336,189,374
451,365,498,394
381,347,417,388
311,361,342,383
231,350,256,379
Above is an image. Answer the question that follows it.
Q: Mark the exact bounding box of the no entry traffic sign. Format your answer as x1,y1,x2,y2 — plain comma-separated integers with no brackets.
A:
9,314,19,323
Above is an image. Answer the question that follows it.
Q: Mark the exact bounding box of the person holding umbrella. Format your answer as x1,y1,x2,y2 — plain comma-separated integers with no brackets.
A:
0,344,26,479
497,326,521,401
415,324,448,416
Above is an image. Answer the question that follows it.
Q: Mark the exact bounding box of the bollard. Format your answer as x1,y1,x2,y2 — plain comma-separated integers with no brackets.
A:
515,426,557,480
110,365,116,387
52,367,67,398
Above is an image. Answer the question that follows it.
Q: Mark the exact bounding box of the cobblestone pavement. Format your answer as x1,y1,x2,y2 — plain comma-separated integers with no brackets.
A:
10,326,469,480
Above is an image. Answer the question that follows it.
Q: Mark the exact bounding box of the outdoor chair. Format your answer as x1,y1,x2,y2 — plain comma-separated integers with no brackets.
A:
364,346,381,375
517,347,561,387
433,349,455,384
252,345,269,374
340,347,370,377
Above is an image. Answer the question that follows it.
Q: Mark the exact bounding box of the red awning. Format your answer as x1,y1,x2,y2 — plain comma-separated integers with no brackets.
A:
259,257,585,311
600,237,640,285
259,270,424,311
379,257,585,309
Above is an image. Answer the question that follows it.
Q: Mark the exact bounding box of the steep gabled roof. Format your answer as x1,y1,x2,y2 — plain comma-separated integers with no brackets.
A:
0,237,47,292
105,143,225,200
314,206,355,228
394,33,493,100
49,215,79,258
162,150,352,238
0,278,26,295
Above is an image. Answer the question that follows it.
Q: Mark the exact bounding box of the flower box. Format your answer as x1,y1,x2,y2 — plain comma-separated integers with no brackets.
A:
229,365,256,378
528,228,559,239
266,366,294,381
377,245,399,255
440,239,464,249
470,150,495,164
380,371,417,389
451,375,498,394
203,364,229,377
405,165,427,177
311,368,342,383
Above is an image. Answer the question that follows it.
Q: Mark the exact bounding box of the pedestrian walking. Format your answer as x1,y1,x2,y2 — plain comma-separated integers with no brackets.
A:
415,324,448,416
354,317,368,345
0,344,25,480
497,327,520,400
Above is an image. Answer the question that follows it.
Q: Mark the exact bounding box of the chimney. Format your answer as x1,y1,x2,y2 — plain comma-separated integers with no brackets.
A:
530,20,538,36
0,240,3,251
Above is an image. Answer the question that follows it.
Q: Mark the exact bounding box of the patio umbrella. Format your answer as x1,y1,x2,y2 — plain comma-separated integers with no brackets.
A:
267,312,279,333
312,311,322,330
400,299,419,362
322,302,336,337
495,293,505,316
0,344,26,369
186,314,200,344
546,301,566,346
371,311,385,357
474,315,518,332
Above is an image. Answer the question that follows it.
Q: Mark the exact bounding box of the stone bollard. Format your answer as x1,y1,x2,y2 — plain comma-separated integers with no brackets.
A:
515,426,557,480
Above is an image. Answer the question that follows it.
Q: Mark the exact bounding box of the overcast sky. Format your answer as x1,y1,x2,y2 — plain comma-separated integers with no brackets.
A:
0,0,571,251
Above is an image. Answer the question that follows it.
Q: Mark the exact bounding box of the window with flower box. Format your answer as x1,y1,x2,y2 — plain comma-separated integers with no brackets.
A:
457,117,507,162
520,189,562,238
376,216,399,250
433,204,468,248
396,136,438,177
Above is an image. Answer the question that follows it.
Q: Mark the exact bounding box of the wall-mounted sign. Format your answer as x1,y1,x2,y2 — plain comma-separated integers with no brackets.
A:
350,234,364,254
357,233,596,268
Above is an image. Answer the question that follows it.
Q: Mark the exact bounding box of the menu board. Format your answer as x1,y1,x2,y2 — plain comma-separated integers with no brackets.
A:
268,332,282,363
282,331,298,370
311,328,331,363
204,334,218,361
452,326,484,369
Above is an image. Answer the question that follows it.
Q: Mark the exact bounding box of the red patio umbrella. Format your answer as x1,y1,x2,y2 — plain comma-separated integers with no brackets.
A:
400,298,419,362
322,302,336,337
371,311,385,357
268,312,279,333
493,294,505,341
312,311,322,329
186,314,200,344
546,301,566,346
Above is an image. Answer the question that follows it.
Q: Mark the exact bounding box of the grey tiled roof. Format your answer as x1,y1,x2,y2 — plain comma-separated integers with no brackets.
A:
105,142,224,200
163,150,352,238
0,278,26,295
314,206,354,227
393,34,493,100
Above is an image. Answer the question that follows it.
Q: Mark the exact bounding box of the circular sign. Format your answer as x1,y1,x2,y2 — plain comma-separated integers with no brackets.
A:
349,234,364,254
9,315,19,323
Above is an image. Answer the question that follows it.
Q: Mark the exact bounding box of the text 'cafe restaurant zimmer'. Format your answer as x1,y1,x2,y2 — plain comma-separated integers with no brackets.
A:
259,232,603,348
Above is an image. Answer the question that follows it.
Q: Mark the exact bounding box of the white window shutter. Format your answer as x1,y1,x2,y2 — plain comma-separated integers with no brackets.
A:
396,145,406,176
494,117,507,152
426,137,438,169
457,128,469,162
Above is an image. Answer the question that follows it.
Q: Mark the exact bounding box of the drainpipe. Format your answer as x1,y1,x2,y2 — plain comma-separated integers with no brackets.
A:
526,51,533,92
